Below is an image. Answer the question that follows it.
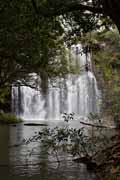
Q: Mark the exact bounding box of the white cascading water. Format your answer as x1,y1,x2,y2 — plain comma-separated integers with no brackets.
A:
12,44,100,120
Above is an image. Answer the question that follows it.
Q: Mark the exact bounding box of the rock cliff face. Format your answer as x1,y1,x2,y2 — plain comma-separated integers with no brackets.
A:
94,63,120,128
90,30,120,179
91,30,120,128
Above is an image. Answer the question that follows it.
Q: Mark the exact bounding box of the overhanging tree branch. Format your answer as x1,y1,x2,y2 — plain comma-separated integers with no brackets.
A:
33,2,103,17
31,0,120,32
53,3,103,15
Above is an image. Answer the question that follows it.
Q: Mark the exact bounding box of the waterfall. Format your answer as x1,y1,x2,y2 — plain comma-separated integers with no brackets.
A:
12,44,100,120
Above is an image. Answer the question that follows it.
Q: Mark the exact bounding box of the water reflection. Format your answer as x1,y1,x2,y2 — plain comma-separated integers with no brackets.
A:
0,122,98,179
0,125,9,175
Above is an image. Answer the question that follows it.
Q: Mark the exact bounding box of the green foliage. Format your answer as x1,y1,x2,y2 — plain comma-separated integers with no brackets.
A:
0,0,115,88
0,87,10,104
0,87,11,112
22,113,111,162
0,0,68,88
0,113,22,124
90,30,120,125
93,30,120,72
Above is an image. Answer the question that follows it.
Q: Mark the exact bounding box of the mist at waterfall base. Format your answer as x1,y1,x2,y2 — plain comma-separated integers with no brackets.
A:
12,44,100,121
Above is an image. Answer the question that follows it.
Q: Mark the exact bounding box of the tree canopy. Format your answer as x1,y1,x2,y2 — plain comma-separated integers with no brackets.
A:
0,0,68,88
0,0,120,89
30,0,120,31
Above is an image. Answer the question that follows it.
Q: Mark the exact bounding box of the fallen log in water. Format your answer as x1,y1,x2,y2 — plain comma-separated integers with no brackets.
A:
79,121,115,129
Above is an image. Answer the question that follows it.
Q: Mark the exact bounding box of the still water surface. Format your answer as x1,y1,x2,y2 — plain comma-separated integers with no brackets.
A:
0,120,98,179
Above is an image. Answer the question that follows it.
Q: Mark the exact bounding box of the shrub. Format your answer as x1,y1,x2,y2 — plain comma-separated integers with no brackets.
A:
0,113,22,124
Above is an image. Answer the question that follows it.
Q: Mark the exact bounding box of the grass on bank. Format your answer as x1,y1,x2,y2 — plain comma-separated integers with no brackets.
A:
0,113,22,124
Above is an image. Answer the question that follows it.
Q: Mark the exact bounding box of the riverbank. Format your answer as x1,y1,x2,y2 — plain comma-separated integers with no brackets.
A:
0,113,22,124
